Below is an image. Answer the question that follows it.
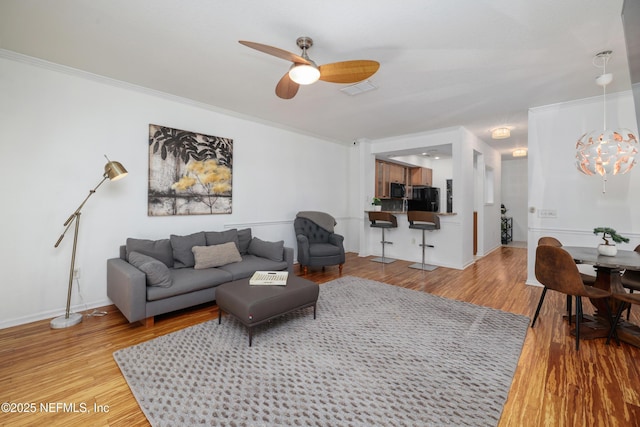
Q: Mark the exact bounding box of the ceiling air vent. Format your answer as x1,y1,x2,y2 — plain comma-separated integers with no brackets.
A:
340,80,377,96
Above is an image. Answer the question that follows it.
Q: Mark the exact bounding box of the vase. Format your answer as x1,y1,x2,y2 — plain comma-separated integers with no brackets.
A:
372,205,382,211
597,244,617,257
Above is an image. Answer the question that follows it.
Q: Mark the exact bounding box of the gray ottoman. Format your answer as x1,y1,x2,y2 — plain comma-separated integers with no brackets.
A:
216,275,319,346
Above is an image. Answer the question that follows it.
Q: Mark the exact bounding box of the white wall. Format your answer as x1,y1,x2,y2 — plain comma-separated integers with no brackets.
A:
502,158,528,242
0,54,352,328
461,128,502,258
527,91,640,284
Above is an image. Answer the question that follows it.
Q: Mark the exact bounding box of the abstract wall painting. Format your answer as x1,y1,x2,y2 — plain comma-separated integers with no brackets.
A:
148,124,233,216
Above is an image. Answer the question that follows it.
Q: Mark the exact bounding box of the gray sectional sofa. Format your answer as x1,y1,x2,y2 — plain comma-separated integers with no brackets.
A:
107,228,293,326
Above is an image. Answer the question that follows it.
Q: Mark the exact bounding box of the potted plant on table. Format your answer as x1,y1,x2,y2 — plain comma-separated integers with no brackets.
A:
371,197,382,211
593,227,629,256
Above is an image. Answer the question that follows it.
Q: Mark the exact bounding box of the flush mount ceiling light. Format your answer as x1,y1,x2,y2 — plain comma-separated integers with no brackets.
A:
421,150,440,159
575,50,639,193
491,127,511,139
512,148,527,157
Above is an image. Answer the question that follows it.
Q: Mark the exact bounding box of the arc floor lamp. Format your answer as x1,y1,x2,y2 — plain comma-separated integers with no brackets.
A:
51,156,127,329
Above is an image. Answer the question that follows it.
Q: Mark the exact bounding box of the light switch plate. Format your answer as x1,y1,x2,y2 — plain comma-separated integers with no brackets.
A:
538,209,557,218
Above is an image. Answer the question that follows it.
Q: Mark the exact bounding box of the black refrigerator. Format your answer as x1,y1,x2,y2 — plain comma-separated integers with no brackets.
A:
408,186,440,212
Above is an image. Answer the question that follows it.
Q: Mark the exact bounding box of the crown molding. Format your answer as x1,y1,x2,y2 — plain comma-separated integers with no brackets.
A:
0,49,344,145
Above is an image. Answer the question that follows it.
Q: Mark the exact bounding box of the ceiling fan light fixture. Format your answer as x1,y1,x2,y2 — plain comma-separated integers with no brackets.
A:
288,64,320,85
491,127,511,139
240,37,379,98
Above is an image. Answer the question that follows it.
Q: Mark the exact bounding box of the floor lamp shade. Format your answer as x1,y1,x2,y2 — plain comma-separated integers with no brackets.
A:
50,158,127,329
105,161,127,181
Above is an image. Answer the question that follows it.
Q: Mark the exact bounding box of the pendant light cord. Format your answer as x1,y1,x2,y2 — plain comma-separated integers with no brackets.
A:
602,57,607,131
592,51,613,131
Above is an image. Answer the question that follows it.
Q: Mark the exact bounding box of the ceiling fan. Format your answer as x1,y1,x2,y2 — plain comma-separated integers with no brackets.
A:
239,37,380,99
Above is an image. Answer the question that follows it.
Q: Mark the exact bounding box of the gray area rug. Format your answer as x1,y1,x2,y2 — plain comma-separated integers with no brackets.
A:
113,276,529,427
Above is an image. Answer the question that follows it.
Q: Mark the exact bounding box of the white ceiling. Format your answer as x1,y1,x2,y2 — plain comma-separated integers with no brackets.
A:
0,0,632,157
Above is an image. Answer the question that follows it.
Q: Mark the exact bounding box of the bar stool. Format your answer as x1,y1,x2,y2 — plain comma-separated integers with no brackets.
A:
368,211,397,263
407,211,440,271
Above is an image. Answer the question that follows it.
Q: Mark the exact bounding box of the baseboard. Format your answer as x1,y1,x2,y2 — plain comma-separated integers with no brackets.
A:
0,298,112,330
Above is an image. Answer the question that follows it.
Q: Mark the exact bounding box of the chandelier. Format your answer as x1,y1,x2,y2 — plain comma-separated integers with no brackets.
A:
575,50,639,192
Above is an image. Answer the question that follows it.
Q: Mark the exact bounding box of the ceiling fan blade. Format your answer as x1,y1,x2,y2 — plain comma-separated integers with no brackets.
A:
318,60,380,84
239,40,310,65
275,72,299,99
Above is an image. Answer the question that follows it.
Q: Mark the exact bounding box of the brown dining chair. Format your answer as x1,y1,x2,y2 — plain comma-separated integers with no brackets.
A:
537,236,596,323
537,236,563,247
532,245,612,350
621,244,640,319
538,237,596,284
607,288,640,345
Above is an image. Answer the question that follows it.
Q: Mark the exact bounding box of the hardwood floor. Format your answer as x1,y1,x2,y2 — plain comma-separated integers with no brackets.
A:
1,247,640,426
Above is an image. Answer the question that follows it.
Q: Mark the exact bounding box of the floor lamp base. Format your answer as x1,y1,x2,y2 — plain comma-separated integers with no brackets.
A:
50,312,83,329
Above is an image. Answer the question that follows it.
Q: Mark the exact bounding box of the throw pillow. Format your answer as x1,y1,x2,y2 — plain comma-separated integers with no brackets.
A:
205,229,239,248
237,228,252,255
170,231,206,268
248,237,284,262
192,242,242,269
128,251,173,288
126,238,174,267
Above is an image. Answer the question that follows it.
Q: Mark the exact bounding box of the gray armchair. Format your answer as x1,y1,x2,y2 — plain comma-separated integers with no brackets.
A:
294,211,345,275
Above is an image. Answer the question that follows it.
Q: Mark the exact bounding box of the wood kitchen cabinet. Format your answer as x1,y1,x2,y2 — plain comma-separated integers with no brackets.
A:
375,160,389,198
410,167,433,186
388,163,406,184
375,160,408,198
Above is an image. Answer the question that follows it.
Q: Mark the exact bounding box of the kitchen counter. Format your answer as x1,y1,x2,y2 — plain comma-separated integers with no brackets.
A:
366,210,457,216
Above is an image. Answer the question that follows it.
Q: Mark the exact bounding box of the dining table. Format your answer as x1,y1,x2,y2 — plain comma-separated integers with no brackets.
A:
562,246,640,347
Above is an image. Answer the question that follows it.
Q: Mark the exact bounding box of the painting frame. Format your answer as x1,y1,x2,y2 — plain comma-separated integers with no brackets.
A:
147,124,233,216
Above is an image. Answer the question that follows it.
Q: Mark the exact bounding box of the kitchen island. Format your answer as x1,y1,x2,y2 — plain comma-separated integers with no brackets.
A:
362,210,466,270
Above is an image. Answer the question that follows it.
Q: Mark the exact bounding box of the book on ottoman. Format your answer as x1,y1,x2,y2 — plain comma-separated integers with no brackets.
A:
249,271,288,285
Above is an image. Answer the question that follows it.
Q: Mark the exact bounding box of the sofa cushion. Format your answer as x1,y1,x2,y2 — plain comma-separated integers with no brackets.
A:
218,254,289,280
237,228,252,255
146,267,233,301
205,229,239,247
128,251,173,288
170,231,206,268
248,237,284,262
192,242,242,269
126,238,174,267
